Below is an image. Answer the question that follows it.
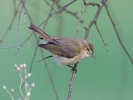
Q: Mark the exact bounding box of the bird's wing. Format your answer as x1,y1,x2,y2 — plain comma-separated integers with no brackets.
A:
39,38,82,58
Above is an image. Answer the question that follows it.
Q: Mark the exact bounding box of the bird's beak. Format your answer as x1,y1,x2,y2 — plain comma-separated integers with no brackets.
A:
92,54,95,58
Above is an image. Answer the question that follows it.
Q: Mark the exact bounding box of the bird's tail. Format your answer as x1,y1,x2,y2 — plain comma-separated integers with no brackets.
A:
29,24,51,41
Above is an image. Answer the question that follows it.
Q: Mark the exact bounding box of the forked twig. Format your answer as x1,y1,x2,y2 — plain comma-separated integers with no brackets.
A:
0,0,21,45
84,0,107,40
80,0,108,51
39,0,77,26
54,0,84,23
0,0,77,49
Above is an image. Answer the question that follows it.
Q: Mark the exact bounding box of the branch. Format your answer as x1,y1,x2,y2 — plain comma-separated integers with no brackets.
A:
67,63,78,100
0,0,21,44
76,6,87,37
0,0,77,49
81,0,108,51
42,0,56,29
17,0,27,49
39,0,77,26
84,0,107,40
54,0,84,23
105,4,133,64
27,1,59,99
95,22,108,51
29,37,39,73
37,55,53,62
16,1,59,99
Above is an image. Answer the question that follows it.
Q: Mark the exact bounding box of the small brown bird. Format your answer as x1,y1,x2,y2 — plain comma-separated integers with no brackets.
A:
29,24,94,66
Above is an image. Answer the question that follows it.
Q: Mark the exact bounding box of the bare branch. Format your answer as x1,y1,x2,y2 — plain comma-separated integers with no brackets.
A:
37,55,53,62
39,48,59,100
84,1,107,40
0,1,21,44
17,0,27,49
42,0,56,29
105,4,133,64
29,37,39,73
0,0,77,49
95,22,108,51
26,1,59,99
54,0,84,23
67,63,78,100
40,0,77,26
76,6,87,37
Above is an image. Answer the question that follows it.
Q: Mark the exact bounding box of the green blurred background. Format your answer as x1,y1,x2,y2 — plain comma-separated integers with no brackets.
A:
0,0,133,100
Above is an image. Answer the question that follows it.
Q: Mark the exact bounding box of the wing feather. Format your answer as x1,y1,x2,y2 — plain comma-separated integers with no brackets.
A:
39,38,82,58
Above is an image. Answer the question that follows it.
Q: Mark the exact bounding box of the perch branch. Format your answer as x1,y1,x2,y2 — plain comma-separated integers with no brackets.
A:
67,63,78,100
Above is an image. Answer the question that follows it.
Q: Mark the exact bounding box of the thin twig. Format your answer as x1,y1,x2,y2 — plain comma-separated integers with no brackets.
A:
95,22,108,51
54,0,84,23
82,0,108,51
0,1,21,44
39,0,77,26
84,1,105,40
105,4,133,64
42,0,56,29
17,0,27,52
5,89,14,100
29,37,39,73
67,63,78,100
44,0,56,12
0,0,77,49
39,2,59,100
83,0,107,40
18,71,25,99
37,55,53,62
76,6,87,38
23,2,59,99
39,48,59,100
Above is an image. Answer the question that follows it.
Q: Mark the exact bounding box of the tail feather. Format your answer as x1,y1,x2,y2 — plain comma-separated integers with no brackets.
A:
29,24,51,41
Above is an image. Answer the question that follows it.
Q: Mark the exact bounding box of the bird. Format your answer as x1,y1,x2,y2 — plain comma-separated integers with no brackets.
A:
29,24,94,68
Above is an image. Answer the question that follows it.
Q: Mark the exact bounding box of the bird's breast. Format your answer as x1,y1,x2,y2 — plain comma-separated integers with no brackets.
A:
52,51,91,66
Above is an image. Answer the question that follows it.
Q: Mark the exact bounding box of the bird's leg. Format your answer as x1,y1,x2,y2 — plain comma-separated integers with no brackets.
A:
68,62,79,73
71,65,77,73
68,65,74,69
37,55,53,62
68,65,77,72
39,37,43,40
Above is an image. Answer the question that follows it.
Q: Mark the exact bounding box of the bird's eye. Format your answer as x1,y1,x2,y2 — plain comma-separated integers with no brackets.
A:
87,48,90,51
